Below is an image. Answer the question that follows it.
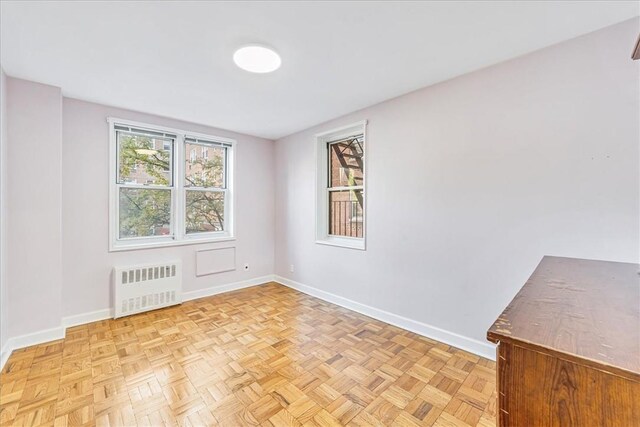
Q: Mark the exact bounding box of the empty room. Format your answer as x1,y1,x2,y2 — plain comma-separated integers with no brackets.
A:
0,1,638,426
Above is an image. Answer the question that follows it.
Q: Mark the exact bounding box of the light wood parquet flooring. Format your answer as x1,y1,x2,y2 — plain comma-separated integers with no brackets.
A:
0,283,496,427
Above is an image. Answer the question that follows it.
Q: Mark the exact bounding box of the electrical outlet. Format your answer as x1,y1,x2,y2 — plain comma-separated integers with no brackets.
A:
244,263,249,271
289,264,294,273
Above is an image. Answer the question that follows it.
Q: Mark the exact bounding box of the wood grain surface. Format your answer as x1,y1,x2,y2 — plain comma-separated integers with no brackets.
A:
497,342,639,427
488,256,640,427
1,282,496,426
488,256,640,381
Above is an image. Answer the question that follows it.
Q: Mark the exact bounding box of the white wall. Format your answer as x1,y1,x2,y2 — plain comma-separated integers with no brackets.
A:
1,80,275,343
0,68,8,354
2,19,638,362
274,19,640,351
61,98,275,318
6,78,63,338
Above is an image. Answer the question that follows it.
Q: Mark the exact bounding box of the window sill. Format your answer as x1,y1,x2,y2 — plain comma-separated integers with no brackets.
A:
110,235,235,252
316,236,366,251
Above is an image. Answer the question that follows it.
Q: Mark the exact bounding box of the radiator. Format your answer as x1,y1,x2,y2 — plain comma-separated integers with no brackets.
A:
113,261,182,318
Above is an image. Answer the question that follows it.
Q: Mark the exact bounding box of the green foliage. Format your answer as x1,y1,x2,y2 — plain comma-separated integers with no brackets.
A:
118,134,171,185
119,188,171,238
185,145,225,188
185,191,224,233
118,134,171,238
118,134,226,239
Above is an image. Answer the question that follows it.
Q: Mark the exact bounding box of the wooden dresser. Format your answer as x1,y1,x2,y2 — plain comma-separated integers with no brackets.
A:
487,256,640,426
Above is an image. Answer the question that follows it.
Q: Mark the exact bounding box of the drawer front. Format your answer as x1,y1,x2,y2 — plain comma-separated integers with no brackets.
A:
497,342,640,426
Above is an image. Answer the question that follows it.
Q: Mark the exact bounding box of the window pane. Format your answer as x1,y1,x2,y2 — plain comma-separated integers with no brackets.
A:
119,188,171,239
118,132,172,185
185,143,225,188
329,189,363,238
329,136,364,188
185,190,224,234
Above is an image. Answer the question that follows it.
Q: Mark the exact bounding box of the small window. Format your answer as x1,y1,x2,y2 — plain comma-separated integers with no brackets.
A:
328,136,364,238
315,121,367,250
109,119,235,251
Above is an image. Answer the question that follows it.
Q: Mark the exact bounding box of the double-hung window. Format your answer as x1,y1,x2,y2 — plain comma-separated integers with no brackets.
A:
315,120,367,250
183,136,228,235
109,118,234,251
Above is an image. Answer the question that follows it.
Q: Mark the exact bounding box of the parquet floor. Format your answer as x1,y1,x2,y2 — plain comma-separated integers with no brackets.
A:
0,283,496,427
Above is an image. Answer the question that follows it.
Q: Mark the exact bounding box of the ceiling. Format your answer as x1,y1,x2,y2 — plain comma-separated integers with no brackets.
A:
1,1,638,140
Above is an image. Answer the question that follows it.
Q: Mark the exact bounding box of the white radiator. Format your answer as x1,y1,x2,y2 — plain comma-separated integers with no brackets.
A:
113,261,182,318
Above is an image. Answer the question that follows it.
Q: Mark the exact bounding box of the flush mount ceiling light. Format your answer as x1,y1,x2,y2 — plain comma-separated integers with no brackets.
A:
233,45,281,73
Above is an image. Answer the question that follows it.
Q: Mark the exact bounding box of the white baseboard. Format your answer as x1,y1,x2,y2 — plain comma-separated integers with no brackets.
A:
0,342,11,371
0,275,276,371
1,325,65,370
62,308,113,329
1,273,495,372
59,275,276,329
273,275,496,361
6,326,66,350
183,275,275,301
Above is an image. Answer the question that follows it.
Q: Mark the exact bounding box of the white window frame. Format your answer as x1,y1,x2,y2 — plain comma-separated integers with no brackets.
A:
183,136,230,240
315,120,367,250
108,118,235,251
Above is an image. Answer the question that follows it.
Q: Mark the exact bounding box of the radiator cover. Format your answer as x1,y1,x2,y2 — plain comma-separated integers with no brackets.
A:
113,261,182,318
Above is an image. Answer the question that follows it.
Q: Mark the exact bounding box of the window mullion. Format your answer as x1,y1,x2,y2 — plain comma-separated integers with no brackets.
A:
175,134,184,241
185,187,224,192
109,118,235,251
327,186,363,192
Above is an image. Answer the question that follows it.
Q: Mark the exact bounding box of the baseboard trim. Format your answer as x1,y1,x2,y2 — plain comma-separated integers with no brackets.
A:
0,342,11,371
62,308,113,329
273,275,496,361
1,273,495,371
0,275,277,371
1,325,65,370
7,326,66,350
183,275,275,302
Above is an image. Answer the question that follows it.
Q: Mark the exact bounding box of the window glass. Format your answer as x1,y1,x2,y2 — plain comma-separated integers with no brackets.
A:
329,189,363,238
327,134,364,238
329,137,363,188
185,190,225,233
118,188,171,238
117,132,172,186
184,143,225,188
111,122,234,249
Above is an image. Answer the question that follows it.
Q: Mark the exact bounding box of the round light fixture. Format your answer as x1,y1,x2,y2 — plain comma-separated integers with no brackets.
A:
233,45,281,73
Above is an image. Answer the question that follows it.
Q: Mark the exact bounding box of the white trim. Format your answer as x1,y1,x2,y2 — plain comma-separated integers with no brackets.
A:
183,275,275,301
5,326,65,349
315,120,368,138
108,118,236,145
0,326,65,370
273,275,497,361
109,236,237,252
315,120,367,250
315,236,365,250
0,342,10,372
0,274,495,371
108,117,236,252
0,275,275,370
327,185,364,192
62,308,113,329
